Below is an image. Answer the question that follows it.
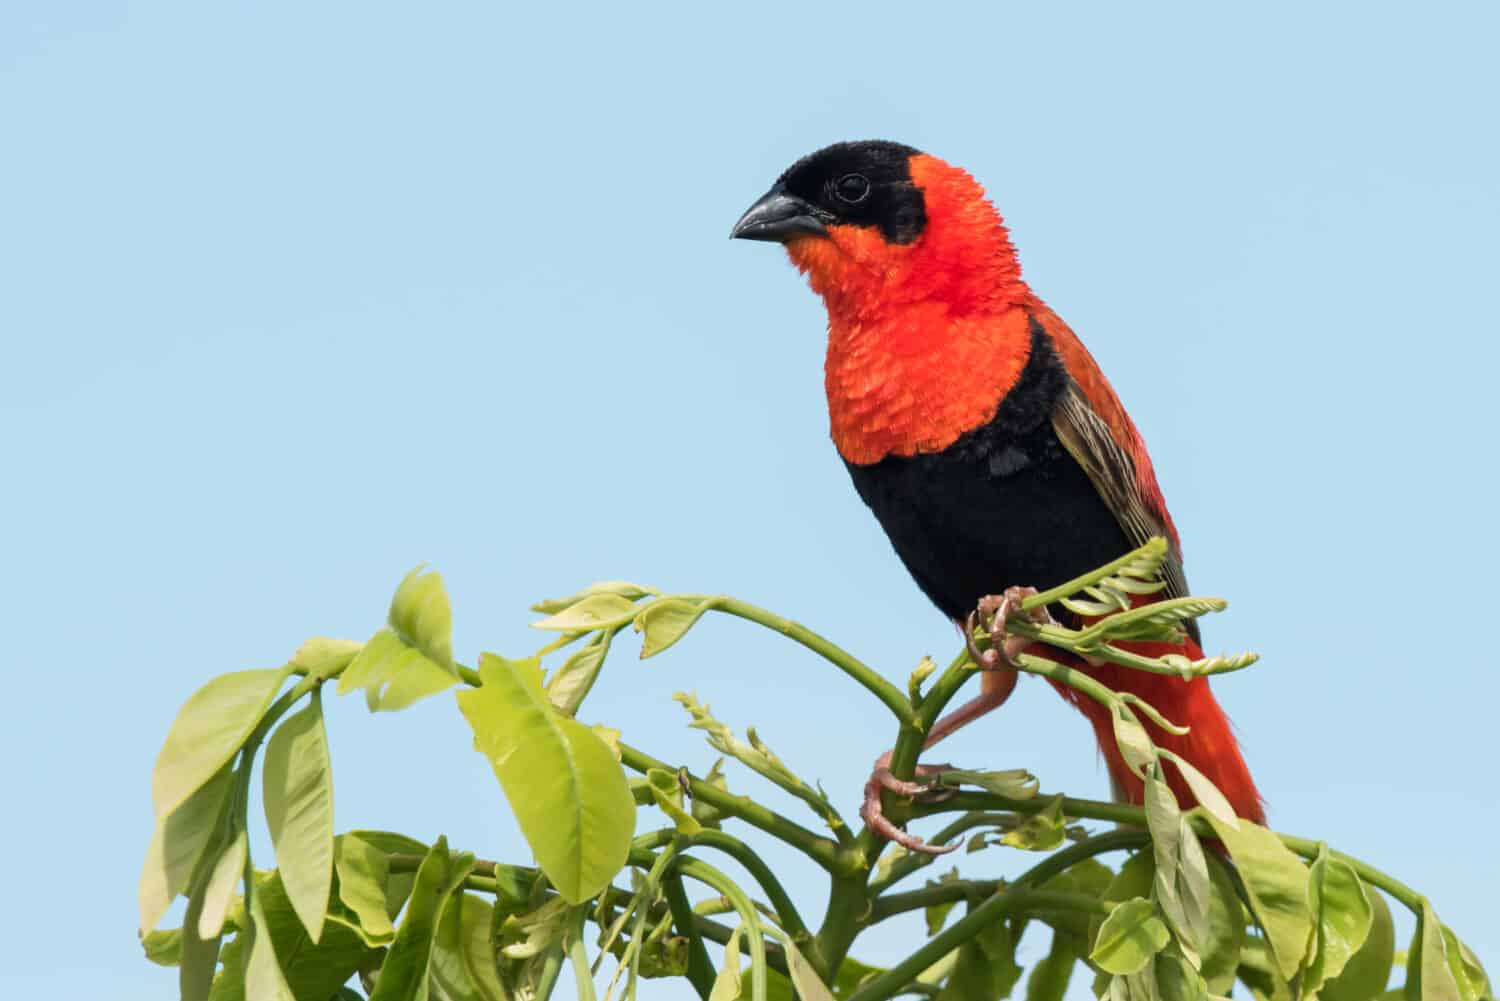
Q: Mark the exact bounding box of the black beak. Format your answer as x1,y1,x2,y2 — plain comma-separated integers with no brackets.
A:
730,186,827,242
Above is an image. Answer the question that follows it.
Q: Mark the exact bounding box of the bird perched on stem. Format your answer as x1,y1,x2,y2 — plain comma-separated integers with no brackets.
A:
731,140,1262,852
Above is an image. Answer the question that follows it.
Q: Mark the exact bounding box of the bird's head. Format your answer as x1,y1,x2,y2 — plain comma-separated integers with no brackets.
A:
731,140,1028,319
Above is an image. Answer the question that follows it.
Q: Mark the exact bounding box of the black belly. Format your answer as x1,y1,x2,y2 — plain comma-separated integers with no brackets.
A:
844,317,1132,622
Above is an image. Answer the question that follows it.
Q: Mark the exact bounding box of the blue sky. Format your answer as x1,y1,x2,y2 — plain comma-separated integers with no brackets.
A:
3,2,1496,997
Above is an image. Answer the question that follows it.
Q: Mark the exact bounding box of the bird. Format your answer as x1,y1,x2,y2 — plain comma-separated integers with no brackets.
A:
730,140,1262,851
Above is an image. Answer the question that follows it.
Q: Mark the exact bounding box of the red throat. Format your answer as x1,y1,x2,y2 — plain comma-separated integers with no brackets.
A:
786,155,1034,465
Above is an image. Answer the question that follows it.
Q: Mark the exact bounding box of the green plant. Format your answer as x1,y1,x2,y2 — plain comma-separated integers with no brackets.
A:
139,540,1492,1001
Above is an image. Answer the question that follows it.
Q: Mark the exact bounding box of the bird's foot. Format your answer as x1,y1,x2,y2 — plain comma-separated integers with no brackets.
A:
860,751,961,855
965,586,1055,669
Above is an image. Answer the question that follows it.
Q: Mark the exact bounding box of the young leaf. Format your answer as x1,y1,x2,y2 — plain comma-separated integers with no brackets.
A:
936,768,1040,800
1302,846,1374,994
1153,944,1209,1001
290,637,364,679
387,566,455,671
710,925,743,1001
334,834,396,945
1145,773,1208,965
1025,932,1080,1001
1199,852,1246,995
1000,795,1067,851
431,892,508,1001
545,628,614,716
937,916,1022,1000
369,837,474,1001
1406,900,1465,1001
530,592,640,632
456,653,636,903
1322,888,1394,1001
197,829,248,940
1203,813,1311,980
139,764,235,934
645,767,703,836
152,667,290,821
142,928,183,967
245,885,297,1001
337,628,458,712
1159,751,1239,830
1090,898,1171,976
924,869,963,936
263,691,335,942
782,935,837,1001
531,580,658,615
1442,927,1494,1001
181,875,227,1001
635,597,719,658
1111,705,1156,777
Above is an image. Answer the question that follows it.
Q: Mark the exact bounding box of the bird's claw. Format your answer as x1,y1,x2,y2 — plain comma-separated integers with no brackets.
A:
965,585,1054,669
860,753,960,856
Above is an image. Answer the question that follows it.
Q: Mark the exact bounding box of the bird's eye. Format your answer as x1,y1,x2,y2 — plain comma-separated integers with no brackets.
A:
832,173,871,204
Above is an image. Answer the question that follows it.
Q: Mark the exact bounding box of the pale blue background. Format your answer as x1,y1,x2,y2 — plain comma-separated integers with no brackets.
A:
3,2,1496,997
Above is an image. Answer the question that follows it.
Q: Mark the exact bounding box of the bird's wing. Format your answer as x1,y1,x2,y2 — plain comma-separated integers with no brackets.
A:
1032,307,1193,610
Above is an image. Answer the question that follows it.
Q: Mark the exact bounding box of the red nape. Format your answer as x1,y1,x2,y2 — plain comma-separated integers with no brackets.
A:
1043,639,1265,825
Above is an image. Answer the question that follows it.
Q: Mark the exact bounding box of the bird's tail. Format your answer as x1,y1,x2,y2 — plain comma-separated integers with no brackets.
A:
1047,637,1265,824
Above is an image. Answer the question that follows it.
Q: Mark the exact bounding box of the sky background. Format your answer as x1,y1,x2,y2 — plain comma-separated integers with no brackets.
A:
4,2,1497,998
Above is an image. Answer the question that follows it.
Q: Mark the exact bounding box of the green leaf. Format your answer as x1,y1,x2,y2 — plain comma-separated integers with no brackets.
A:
635,597,718,658
1001,795,1067,852
388,565,455,670
645,767,703,836
142,928,183,967
182,875,226,1001
1145,774,1208,965
937,916,1022,1001
935,768,1040,799
1199,852,1245,995
1154,944,1209,1001
140,763,235,934
263,691,335,942
1406,900,1465,1001
530,593,640,632
246,884,297,1001
1026,932,1080,1001
456,653,636,903
338,627,459,712
530,580,658,615
545,628,613,716
1112,705,1156,777
711,925,743,1001
152,667,290,821
783,935,837,1001
1302,846,1374,994
197,829,248,940
498,897,570,960
335,834,397,945
229,871,373,1001
431,892,508,1001
690,758,730,830
1323,888,1394,1001
1203,813,1311,980
1160,751,1239,830
1091,898,1171,976
1442,928,1493,1001
345,829,430,919
924,870,962,937
370,837,474,1001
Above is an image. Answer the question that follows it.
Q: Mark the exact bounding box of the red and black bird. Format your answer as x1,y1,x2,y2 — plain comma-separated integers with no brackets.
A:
731,141,1262,849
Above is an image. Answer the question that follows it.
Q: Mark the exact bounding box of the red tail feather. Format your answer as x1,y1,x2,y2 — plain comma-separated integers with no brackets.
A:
1046,636,1264,824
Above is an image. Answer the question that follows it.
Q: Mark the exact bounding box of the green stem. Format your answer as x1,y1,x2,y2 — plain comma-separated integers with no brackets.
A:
650,850,769,1001
705,597,915,725
869,885,1111,923
676,830,814,948
661,874,716,1000
846,831,1147,1001
620,743,844,873
533,945,565,1001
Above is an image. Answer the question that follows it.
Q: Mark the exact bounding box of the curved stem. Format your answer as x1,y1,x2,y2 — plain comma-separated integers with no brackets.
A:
661,874,715,1000
677,830,814,948
648,849,770,1001
869,885,1111,924
704,597,915,725
620,743,843,873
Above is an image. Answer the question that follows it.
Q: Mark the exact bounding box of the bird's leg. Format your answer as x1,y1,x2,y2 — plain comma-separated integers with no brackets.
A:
861,587,1058,855
860,668,1020,855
